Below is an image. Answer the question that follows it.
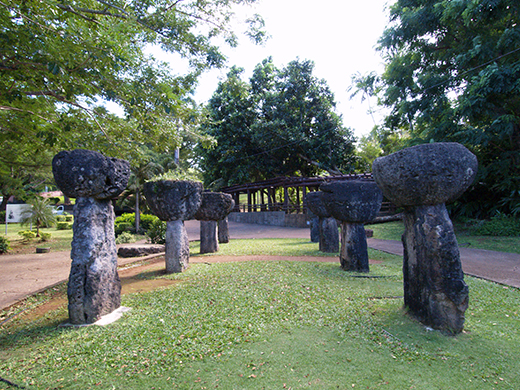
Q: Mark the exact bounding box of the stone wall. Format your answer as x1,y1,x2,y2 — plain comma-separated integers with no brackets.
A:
228,211,308,228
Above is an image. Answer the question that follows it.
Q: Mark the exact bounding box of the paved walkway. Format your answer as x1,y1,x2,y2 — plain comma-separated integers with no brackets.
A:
1,221,519,310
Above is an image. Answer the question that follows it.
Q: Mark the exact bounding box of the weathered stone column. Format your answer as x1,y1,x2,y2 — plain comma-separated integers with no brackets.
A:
144,180,203,273
305,191,339,253
194,192,234,254
306,206,320,243
218,217,230,244
52,149,130,325
309,216,320,243
373,142,478,334
321,181,382,272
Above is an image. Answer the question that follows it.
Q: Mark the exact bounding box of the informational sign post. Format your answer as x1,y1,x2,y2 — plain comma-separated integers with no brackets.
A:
5,204,31,234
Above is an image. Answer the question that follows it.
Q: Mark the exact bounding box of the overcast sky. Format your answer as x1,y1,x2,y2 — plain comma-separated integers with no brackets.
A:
193,0,394,140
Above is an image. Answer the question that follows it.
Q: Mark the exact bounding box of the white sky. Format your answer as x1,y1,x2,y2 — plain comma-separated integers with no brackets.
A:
193,0,394,140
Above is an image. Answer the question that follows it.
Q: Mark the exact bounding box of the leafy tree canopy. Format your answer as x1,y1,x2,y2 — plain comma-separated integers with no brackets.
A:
359,0,520,217
198,58,356,188
0,0,265,206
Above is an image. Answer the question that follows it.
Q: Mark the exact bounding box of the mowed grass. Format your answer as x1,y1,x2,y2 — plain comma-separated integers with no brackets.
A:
1,223,73,254
190,237,338,258
1,241,519,389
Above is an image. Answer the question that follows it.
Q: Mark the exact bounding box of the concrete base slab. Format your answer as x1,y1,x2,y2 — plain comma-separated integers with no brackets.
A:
60,306,131,327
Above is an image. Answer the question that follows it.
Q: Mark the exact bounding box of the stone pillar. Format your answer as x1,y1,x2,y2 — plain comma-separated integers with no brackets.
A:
321,181,382,272
309,216,320,243
52,149,130,325
305,191,339,253
340,222,369,272
373,142,478,334
201,220,219,253
218,217,230,243
144,180,203,273
165,220,190,273
194,192,234,254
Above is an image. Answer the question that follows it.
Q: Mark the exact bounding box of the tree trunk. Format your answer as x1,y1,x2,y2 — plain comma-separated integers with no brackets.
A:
0,193,10,212
135,182,140,233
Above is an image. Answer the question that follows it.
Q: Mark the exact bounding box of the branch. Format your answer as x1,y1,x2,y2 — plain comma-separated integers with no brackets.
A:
93,0,226,41
0,60,47,71
93,0,171,40
0,0,53,32
0,106,52,122
22,90,113,144
56,3,126,21
297,153,343,175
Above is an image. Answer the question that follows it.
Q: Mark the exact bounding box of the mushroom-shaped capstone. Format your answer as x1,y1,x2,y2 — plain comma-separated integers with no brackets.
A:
52,149,130,200
144,180,203,222
144,180,203,273
194,192,234,254
52,149,130,325
372,142,478,334
305,191,339,253
321,181,383,272
372,142,477,207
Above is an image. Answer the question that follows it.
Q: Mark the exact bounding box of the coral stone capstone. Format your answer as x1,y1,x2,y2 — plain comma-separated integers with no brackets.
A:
372,142,478,207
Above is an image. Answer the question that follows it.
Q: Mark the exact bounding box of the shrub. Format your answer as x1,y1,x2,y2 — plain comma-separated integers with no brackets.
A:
147,218,166,244
472,213,520,237
20,196,56,236
0,236,10,254
114,213,159,235
139,213,159,232
49,197,61,205
115,222,133,236
115,213,135,224
56,222,72,230
65,214,73,222
115,213,136,235
115,231,137,244
0,210,5,222
18,230,37,240
56,215,66,222
40,232,52,242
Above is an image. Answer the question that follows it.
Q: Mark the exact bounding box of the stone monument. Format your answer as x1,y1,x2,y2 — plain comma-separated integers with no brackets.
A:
372,142,478,334
218,217,231,244
144,180,203,273
321,180,383,272
305,191,339,253
305,205,321,243
194,192,234,254
52,149,130,325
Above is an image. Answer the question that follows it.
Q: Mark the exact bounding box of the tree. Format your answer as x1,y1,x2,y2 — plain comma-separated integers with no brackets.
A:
370,0,520,217
0,142,53,212
118,143,202,231
198,58,356,187
1,0,265,203
123,150,165,233
197,66,264,187
20,196,56,237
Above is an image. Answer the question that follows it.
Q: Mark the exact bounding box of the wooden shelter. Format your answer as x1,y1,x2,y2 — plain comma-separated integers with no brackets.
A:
222,173,379,215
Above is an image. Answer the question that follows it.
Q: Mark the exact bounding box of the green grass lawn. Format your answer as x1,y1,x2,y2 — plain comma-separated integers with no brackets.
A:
1,241,519,389
1,223,73,254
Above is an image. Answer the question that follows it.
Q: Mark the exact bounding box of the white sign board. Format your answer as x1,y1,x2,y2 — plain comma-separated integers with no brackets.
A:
6,204,31,223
